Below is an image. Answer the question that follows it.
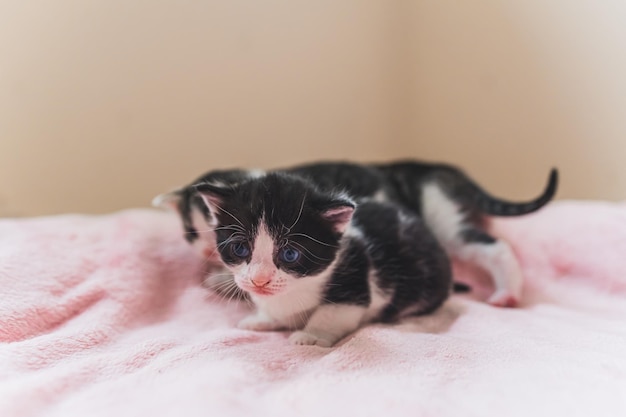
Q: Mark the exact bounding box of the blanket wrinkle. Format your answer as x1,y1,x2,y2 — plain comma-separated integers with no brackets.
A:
1,203,626,417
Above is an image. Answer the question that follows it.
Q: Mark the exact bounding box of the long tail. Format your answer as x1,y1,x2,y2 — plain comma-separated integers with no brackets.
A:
469,168,559,216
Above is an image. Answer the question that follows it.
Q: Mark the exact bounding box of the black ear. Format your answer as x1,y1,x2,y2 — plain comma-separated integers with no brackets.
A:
320,200,356,233
193,182,235,219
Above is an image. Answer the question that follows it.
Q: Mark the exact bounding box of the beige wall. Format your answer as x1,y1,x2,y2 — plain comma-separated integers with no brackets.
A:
1,1,624,216
403,1,626,201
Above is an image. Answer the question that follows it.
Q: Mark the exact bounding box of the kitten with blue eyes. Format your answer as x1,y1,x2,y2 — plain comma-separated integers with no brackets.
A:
155,160,558,309
193,173,452,347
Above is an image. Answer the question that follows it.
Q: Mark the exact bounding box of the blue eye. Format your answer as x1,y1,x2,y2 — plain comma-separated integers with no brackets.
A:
230,242,250,258
279,247,300,263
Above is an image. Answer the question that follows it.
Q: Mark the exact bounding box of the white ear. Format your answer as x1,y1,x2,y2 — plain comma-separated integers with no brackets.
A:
197,193,222,219
194,182,232,219
152,189,182,211
322,204,355,233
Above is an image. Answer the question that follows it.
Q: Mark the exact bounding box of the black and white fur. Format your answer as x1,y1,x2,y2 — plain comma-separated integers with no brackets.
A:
190,172,452,347
154,160,558,308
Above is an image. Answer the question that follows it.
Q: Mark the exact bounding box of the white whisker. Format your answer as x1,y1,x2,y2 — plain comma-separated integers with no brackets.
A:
286,192,307,232
289,241,333,262
213,225,246,233
212,202,245,228
288,233,339,248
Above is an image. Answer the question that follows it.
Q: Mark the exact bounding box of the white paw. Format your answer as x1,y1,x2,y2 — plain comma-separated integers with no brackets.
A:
237,315,282,331
288,331,333,347
488,290,519,308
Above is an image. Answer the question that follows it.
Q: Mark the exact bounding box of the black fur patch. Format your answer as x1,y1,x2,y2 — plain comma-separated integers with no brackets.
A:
288,162,394,199
460,229,497,244
453,282,472,293
322,239,370,306
352,202,452,322
178,188,199,243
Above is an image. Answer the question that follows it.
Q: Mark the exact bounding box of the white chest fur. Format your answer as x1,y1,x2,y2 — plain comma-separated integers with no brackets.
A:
251,272,327,327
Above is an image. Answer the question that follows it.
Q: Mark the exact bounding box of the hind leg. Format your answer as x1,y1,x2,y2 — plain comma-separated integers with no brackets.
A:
421,183,523,307
455,229,522,307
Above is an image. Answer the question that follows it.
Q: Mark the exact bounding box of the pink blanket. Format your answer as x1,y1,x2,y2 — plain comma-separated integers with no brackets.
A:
1,201,626,417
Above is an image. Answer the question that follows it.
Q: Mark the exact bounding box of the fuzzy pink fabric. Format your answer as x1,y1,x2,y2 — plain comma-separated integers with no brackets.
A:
1,201,626,417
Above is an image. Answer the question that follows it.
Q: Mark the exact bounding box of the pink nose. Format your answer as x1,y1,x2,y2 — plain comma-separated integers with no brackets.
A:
251,276,271,288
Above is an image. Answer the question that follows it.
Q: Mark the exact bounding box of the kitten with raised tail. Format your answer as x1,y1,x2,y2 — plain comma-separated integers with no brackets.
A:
154,160,558,308
193,173,452,347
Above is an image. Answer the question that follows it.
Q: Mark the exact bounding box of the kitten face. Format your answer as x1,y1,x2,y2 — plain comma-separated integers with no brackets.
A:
196,173,354,297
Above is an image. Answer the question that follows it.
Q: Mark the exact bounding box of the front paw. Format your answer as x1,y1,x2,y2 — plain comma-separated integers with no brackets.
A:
288,331,333,347
237,315,282,331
